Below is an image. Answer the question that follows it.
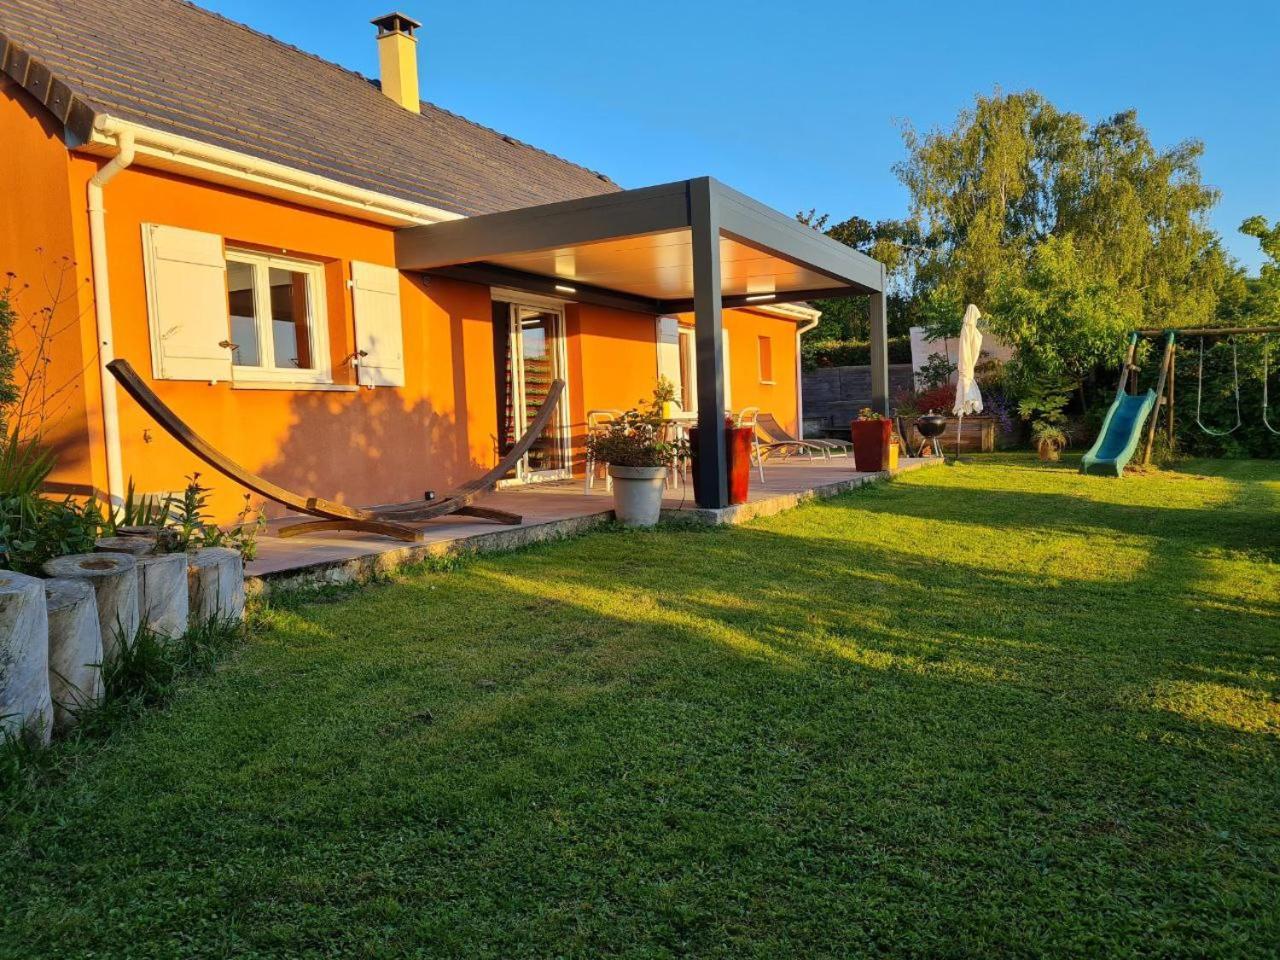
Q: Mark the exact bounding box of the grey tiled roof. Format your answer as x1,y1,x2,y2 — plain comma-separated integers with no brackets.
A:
0,0,619,216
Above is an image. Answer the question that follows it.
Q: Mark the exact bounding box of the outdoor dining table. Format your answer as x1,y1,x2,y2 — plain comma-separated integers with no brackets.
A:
656,412,733,489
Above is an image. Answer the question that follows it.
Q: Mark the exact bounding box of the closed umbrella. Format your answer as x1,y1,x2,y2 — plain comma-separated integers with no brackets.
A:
952,304,984,460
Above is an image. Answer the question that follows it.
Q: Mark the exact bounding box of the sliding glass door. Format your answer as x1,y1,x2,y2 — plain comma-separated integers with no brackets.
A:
498,301,571,482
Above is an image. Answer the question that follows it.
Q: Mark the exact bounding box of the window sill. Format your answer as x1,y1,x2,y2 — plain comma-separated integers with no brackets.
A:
231,380,359,393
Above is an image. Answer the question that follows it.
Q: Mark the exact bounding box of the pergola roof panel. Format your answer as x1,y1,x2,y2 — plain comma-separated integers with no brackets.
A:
395,178,883,313
490,233,846,301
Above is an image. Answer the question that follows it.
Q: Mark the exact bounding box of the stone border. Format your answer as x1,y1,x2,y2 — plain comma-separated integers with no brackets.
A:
247,512,615,597
247,458,942,596
667,457,939,526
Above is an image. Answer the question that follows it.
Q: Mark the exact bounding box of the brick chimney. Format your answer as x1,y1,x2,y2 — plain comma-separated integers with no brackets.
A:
371,13,422,113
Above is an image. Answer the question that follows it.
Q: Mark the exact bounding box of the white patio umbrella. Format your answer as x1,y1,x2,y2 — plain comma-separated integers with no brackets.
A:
952,304,984,459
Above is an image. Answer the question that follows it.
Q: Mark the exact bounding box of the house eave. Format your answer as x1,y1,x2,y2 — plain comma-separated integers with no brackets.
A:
0,29,96,145
82,117,460,227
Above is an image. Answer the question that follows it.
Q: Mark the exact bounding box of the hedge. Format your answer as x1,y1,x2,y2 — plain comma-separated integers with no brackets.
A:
802,336,912,370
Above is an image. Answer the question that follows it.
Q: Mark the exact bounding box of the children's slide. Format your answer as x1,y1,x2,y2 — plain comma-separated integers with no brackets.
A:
1080,390,1157,476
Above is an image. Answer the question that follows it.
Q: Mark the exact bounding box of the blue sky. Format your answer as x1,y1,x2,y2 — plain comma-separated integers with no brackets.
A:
203,0,1278,272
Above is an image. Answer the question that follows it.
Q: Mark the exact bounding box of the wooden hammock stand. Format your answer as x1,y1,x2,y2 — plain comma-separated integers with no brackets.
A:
107,359,566,542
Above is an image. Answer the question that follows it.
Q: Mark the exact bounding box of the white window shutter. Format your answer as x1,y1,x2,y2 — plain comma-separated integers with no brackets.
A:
656,316,681,399
351,261,405,387
141,224,232,381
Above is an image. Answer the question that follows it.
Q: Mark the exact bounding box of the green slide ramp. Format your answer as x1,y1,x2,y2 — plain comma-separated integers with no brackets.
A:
1080,390,1157,477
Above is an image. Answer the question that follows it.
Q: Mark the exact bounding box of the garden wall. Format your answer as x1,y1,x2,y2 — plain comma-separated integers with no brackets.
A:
802,364,915,434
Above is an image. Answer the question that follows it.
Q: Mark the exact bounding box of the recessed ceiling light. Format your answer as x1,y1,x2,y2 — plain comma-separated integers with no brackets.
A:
555,284,577,294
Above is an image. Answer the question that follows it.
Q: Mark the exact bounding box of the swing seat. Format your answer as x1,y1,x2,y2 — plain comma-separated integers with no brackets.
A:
1081,390,1157,477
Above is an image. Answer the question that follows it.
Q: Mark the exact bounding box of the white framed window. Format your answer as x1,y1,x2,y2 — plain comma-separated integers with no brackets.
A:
225,249,331,384
758,335,775,384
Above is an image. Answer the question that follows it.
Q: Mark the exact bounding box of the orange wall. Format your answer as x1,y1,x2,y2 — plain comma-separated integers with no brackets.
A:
567,303,801,431
566,305,801,471
719,308,800,432
6,82,801,521
0,81,100,493
59,156,503,521
566,302,659,465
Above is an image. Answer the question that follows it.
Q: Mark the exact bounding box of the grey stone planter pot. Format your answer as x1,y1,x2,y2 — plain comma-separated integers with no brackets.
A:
608,465,667,528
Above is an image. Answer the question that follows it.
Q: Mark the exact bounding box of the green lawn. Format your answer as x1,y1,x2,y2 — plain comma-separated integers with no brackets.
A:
2,455,1278,958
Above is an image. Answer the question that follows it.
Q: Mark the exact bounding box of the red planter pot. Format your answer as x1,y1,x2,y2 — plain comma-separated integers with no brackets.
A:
689,425,753,505
850,419,893,472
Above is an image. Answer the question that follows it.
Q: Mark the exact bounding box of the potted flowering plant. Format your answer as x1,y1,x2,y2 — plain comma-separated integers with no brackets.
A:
653,375,681,421
1031,422,1067,462
850,408,899,472
1017,377,1071,463
585,410,685,527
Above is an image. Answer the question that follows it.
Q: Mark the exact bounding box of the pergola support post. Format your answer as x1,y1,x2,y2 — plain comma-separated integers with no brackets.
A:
690,179,728,509
868,275,890,415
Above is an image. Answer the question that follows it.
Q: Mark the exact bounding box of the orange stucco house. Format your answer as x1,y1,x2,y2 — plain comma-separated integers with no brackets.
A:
0,0,888,520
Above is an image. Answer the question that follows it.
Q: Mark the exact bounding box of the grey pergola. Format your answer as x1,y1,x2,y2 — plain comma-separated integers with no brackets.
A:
395,177,888,510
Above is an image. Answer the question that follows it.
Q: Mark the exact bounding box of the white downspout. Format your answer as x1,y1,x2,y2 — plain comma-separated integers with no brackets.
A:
795,314,820,439
87,130,136,506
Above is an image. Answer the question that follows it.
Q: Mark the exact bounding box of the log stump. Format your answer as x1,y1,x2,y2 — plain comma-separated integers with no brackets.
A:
0,571,53,745
137,553,189,640
95,536,157,557
117,525,181,553
188,548,245,626
42,553,140,665
44,578,103,731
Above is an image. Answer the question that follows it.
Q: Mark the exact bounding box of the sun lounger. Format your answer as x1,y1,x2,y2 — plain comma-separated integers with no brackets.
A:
755,412,854,461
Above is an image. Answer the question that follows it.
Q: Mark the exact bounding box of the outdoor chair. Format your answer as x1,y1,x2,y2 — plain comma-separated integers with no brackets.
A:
739,408,843,481
756,413,855,464
660,400,695,491
734,407,769,482
584,409,622,492
108,359,565,542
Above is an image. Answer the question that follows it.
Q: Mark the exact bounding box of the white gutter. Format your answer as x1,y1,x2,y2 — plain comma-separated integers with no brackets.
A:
89,116,458,227
87,129,136,505
795,311,821,439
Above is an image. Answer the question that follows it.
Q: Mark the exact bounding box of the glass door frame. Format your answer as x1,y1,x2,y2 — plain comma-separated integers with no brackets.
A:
493,291,573,485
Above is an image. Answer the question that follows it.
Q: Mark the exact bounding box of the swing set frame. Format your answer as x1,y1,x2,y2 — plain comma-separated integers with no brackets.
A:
1129,324,1280,464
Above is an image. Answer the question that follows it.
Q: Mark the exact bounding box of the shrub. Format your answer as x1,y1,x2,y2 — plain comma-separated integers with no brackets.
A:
1015,376,1073,454
914,384,956,414
0,432,105,575
983,392,1018,441
111,479,172,530
1032,421,1068,454
585,410,685,468
803,336,911,370
0,280,18,431
892,384,953,418
167,473,264,560
916,352,956,390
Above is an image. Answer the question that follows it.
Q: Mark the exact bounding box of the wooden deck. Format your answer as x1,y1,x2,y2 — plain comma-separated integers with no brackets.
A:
246,456,941,594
